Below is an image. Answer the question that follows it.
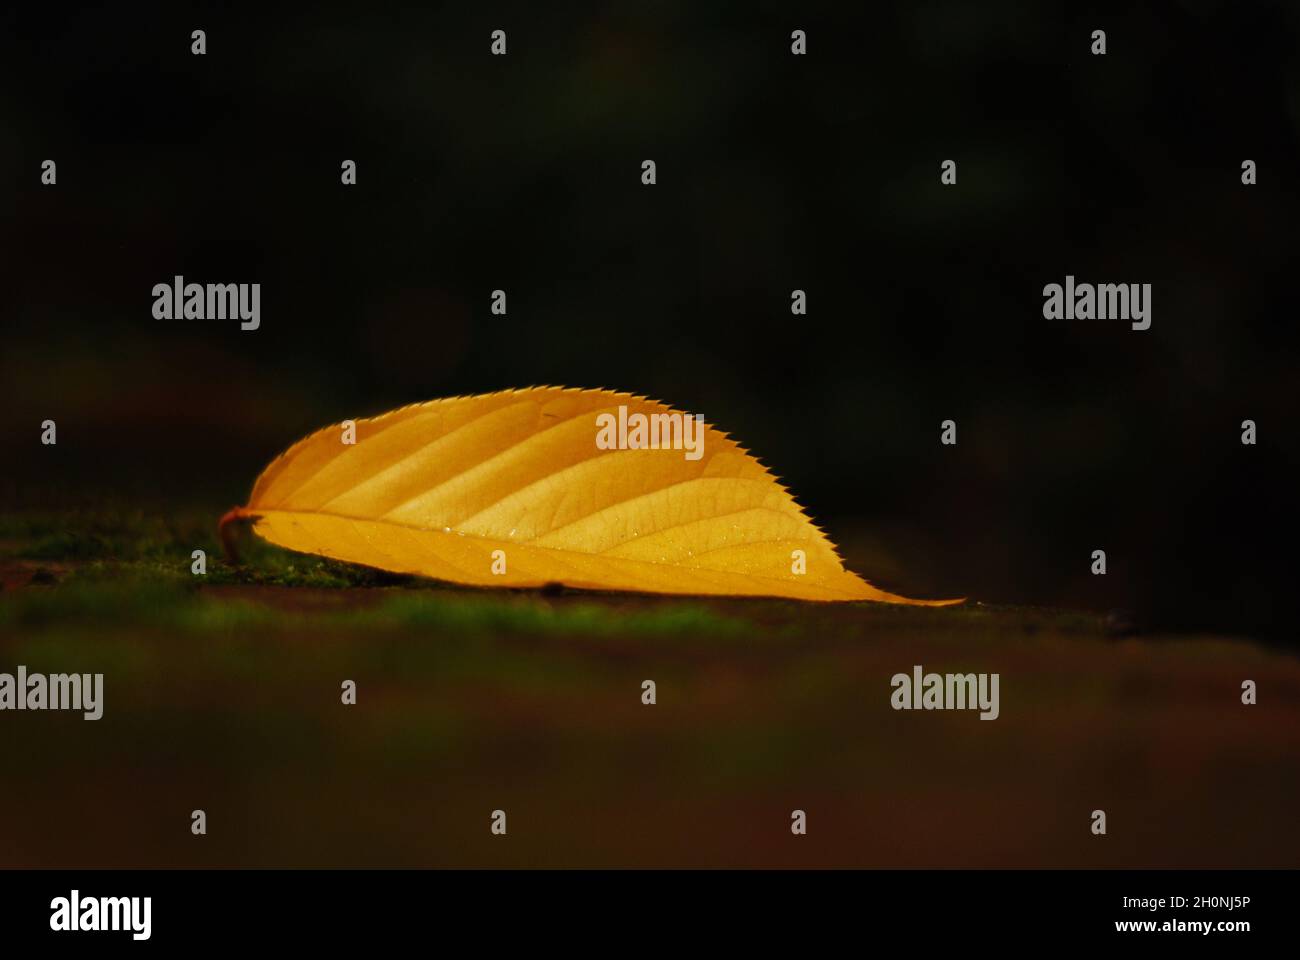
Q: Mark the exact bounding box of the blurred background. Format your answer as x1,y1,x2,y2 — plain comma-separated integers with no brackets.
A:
2,1,1298,637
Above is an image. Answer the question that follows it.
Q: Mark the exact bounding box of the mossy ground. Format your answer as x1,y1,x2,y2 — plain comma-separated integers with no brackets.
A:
2,506,1297,868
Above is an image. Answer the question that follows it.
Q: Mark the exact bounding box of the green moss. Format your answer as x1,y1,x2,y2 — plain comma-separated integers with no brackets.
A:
358,592,745,637
17,532,121,560
0,563,746,640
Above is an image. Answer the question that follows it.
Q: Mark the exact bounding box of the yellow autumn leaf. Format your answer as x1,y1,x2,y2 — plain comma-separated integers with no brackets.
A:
220,387,959,604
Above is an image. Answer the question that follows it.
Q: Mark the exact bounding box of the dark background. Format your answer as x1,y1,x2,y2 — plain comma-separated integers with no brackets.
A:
2,1,1297,636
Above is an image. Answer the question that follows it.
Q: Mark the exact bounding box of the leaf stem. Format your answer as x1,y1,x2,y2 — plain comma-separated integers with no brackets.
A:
218,506,249,563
